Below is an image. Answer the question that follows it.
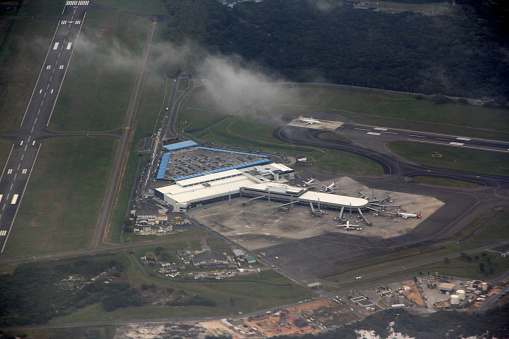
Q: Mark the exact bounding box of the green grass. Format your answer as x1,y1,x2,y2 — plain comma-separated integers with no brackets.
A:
3,137,118,256
325,243,483,282
49,10,150,132
361,0,452,14
0,139,13,171
105,25,171,244
295,85,509,140
0,17,59,131
416,251,509,280
18,0,66,17
91,0,166,15
412,176,479,188
179,109,384,176
389,141,509,176
470,208,509,242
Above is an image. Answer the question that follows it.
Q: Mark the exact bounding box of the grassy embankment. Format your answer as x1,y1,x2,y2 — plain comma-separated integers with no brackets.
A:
389,141,509,177
322,207,509,292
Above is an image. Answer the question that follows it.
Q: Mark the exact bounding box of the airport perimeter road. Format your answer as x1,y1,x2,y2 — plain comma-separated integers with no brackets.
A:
0,2,89,252
90,18,159,250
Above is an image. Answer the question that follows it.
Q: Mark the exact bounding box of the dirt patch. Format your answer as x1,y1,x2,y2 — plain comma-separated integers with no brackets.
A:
401,280,426,307
201,300,355,338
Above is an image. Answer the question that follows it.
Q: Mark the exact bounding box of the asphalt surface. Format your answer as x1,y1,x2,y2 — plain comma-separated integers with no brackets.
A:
258,125,509,282
0,3,88,252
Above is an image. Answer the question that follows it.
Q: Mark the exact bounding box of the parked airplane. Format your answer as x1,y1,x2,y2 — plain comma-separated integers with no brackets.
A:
302,178,316,186
298,115,321,125
338,220,362,231
397,212,422,219
323,182,336,192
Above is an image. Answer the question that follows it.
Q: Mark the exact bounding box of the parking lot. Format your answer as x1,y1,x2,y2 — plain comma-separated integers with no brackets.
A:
161,147,267,180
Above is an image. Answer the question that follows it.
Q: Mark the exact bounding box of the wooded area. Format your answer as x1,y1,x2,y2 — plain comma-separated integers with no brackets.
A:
162,0,508,100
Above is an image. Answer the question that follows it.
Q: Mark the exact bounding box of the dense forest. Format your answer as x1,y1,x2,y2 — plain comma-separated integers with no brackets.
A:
162,0,509,100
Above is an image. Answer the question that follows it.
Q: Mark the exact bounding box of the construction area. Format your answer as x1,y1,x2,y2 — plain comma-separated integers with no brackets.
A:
189,176,444,250
200,299,360,338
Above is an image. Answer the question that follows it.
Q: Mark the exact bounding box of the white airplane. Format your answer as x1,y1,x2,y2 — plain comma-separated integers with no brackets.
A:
302,178,316,186
397,212,422,219
322,182,336,192
338,220,362,231
298,115,321,125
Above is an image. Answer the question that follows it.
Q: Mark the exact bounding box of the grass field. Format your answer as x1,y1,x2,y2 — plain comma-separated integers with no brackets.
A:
389,141,509,176
0,17,59,131
0,139,13,172
3,137,117,256
49,10,151,132
412,176,479,188
91,0,166,15
105,24,170,244
295,85,509,140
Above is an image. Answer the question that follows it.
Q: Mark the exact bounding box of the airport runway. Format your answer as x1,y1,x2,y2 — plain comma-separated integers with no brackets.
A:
0,1,89,252
326,117,509,155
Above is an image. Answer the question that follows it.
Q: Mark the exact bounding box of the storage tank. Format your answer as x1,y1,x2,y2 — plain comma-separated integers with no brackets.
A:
398,295,405,304
457,289,466,300
481,282,488,291
385,295,392,304
450,294,459,305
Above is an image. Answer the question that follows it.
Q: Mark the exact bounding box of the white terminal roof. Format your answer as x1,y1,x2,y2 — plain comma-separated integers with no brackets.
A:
299,191,368,208
242,182,304,196
157,173,258,205
176,169,244,187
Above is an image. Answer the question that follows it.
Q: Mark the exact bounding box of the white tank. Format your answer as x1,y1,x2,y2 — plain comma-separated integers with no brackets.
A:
451,294,459,305
457,289,466,300
398,295,405,304
481,282,488,291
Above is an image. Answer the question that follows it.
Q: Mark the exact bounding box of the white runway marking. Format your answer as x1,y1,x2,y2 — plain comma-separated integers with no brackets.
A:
0,230,7,237
7,169,12,175
450,142,464,146
409,134,425,138
456,137,471,141
22,169,28,174
367,132,381,136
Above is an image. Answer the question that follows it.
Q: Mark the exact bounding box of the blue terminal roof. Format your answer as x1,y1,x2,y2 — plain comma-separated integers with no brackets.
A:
163,140,198,152
157,153,171,179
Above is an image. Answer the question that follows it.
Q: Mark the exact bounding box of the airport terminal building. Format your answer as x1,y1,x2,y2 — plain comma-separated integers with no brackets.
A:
155,163,369,212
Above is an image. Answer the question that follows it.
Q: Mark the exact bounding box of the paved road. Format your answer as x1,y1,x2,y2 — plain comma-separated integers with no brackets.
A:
90,18,159,249
0,2,89,252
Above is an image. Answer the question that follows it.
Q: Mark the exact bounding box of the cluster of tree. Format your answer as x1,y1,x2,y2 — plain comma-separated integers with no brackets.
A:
162,0,508,99
0,258,126,326
277,303,509,338
165,289,216,307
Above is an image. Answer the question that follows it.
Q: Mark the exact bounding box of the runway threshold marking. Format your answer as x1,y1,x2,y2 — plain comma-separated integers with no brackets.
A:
0,230,7,237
